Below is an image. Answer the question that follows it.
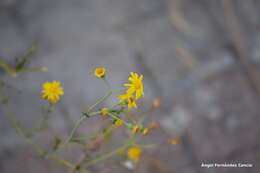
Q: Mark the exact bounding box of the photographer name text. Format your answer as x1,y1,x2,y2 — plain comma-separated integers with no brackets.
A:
201,163,253,168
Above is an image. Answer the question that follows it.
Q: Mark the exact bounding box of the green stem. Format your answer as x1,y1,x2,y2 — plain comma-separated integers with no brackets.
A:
17,67,48,73
110,102,122,109
102,78,111,91
34,104,54,132
63,115,86,145
108,112,128,126
84,134,136,168
0,59,17,76
86,78,112,113
69,79,114,146
85,146,125,167
3,106,92,172
63,111,101,147
111,88,125,93
47,155,75,169
86,90,112,113
63,79,113,147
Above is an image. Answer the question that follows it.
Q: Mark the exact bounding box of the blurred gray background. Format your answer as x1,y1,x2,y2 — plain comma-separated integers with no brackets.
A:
1,0,260,172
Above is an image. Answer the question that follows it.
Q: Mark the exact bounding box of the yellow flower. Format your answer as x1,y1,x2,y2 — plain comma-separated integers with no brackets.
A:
127,146,142,162
41,81,64,104
118,93,137,109
124,72,144,99
101,107,109,116
114,119,124,127
94,67,106,78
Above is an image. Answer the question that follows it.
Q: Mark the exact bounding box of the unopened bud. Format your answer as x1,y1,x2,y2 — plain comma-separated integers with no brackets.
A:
152,98,161,108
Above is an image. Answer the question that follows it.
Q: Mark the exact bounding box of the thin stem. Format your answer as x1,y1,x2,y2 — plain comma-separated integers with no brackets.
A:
84,139,130,167
86,78,112,113
63,111,101,147
48,155,75,169
63,115,86,146
87,111,101,116
110,102,122,109
100,124,115,139
86,90,112,113
85,147,124,167
108,112,128,126
84,134,136,168
4,108,42,154
63,78,113,147
0,59,17,76
3,105,93,173
102,78,111,91
70,79,113,146
34,104,54,132
18,67,48,73
111,88,125,93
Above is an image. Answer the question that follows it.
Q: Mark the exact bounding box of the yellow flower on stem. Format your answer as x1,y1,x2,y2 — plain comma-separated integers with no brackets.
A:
94,67,106,78
41,81,64,104
114,119,124,127
118,93,137,109
124,72,144,99
101,107,109,116
127,146,142,162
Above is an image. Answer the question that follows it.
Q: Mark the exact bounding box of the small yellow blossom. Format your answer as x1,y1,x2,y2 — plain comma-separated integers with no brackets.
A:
127,146,142,162
142,128,149,135
94,67,106,78
114,119,124,127
118,93,137,109
131,125,140,134
124,72,144,99
41,81,64,104
101,107,109,116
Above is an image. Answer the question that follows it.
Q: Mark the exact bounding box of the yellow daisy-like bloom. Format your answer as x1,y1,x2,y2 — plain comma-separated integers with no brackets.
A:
41,81,64,104
118,93,137,109
94,67,106,78
127,146,142,162
124,72,144,100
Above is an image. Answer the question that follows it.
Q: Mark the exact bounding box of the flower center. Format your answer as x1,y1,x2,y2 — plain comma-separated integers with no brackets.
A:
97,69,103,74
134,81,141,89
48,86,58,94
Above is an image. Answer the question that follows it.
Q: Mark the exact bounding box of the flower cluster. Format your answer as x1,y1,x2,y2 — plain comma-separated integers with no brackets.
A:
94,68,149,135
39,66,156,167
118,72,144,110
1,44,166,173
